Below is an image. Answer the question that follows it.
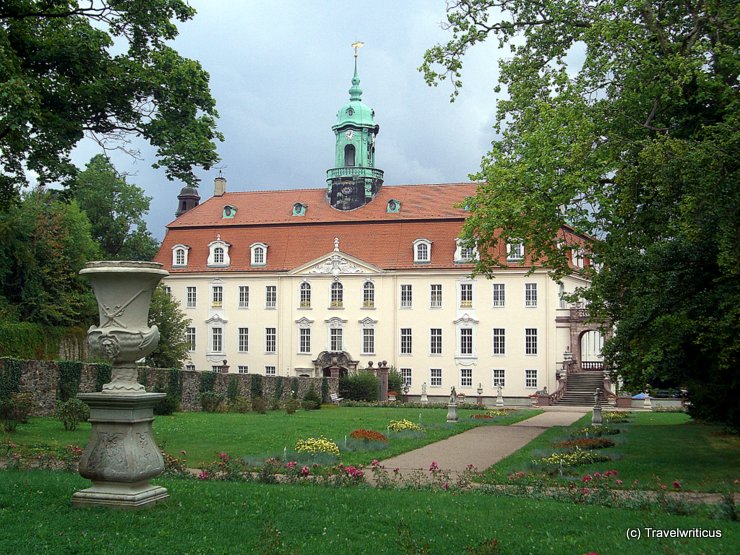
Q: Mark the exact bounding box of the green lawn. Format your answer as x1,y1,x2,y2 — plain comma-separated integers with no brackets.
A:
1,470,736,554
481,412,740,492
5,407,541,467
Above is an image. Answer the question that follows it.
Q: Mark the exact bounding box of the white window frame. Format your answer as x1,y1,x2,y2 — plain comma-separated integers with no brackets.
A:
454,314,479,358
454,238,478,263
506,240,524,262
185,363,195,372
207,237,231,267
460,368,473,388
250,242,268,267
400,284,412,308
265,366,276,376
238,285,249,308
430,284,442,308
211,327,223,354
186,327,196,351
459,281,473,308
238,366,249,374
362,328,375,355
299,328,311,354
186,286,197,308
238,327,249,353
211,284,223,308
330,328,343,352
363,281,375,308
525,369,538,389
525,328,538,355
460,328,474,356
172,244,190,267
412,238,432,263
400,368,412,387
492,369,505,387
325,317,347,352
430,368,442,388
430,328,442,355
299,282,311,308
266,285,277,309
400,328,412,355
492,328,505,355
492,283,505,307
265,327,277,354
525,283,538,308
330,281,344,308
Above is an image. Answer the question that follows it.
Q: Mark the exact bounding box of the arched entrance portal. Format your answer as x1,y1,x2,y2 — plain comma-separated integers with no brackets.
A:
312,351,359,379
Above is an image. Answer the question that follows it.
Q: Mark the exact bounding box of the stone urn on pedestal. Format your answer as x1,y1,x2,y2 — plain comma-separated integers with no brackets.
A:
72,261,169,509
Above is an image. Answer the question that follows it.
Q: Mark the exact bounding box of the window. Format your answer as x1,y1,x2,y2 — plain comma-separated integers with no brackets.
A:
525,369,538,388
265,366,276,376
454,239,477,262
172,244,190,267
492,369,505,387
300,282,311,308
186,286,197,308
265,327,276,353
525,283,538,307
460,328,473,355
507,241,524,261
461,368,473,388
330,328,343,351
400,284,412,308
363,281,375,308
186,327,196,351
266,285,277,309
460,283,473,308
251,243,268,266
362,328,375,355
344,144,356,166
238,366,249,374
400,328,412,354
492,328,505,355
164,286,172,297
212,285,223,308
330,282,343,308
208,238,230,267
430,284,442,308
238,328,249,353
572,248,585,269
430,368,442,387
185,363,195,372
212,365,223,373
239,286,249,308
400,368,412,387
492,283,505,307
213,247,224,264
211,327,223,353
430,328,442,355
299,328,311,354
413,239,431,263
525,328,538,355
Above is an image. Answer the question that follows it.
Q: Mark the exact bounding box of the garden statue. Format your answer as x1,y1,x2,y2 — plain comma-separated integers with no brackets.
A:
72,261,169,509
496,385,504,407
591,387,603,426
446,386,458,423
420,382,428,404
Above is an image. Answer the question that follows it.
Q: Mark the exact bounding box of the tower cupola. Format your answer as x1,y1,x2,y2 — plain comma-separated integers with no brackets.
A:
326,42,383,210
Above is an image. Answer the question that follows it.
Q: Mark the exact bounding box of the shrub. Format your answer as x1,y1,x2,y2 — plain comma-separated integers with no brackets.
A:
302,385,321,410
154,394,180,416
349,429,388,442
0,392,35,432
295,435,340,457
388,369,403,395
227,376,240,403
250,374,264,399
570,426,621,438
230,396,252,413
321,377,330,403
553,438,616,450
252,395,268,414
602,411,631,423
54,398,90,431
290,377,299,399
340,371,379,402
532,448,611,469
388,419,422,432
285,398,300,415
200,391,224,413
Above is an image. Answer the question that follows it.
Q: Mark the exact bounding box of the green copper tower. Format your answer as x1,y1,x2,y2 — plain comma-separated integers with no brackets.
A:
326,42,383,210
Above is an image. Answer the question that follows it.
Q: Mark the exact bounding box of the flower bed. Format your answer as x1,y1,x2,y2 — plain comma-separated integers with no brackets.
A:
532,447,611,469
349,429,388,442
569,426,621,438
553,438,616,450
602,411,631,423
387,419,422,432
295,436,340,457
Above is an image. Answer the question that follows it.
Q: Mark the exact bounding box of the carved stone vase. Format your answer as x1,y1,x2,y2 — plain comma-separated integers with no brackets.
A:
72,261,170,509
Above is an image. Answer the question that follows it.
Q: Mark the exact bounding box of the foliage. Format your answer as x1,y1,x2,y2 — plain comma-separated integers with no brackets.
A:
320,377,329,404
200,391,224,413
0,357,22,399
388,419,423,433
146,285,191,369
388,369,404,395
230,396,251,413
56,360,82,402
54,398,90,431
294,436,340,457
301,384,321,410
532,448,611,469
251,396,268,414
250,374,264,399
227,375,240,403
93,363,112,392
349,429,388,443
73,155,159,260
339,371,379,402
602,412,632,424
0,392,34,432
0,0,222,207
199,370,216,393
0,323,70,359
570,426,621,438
422,0,740,428
290,377,299,399
284,399,300,415
0,191,98,327
553,438,616,450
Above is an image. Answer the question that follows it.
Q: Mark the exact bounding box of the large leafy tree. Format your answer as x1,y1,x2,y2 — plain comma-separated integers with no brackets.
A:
74,155,159,261
421,1,739,426
0,190,99,326
146,285,190,369
0,0,223,208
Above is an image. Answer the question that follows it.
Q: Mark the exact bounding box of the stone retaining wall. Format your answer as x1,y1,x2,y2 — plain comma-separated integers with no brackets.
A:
0,357,337,415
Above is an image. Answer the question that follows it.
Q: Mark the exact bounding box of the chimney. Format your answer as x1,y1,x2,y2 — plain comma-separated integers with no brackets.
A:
214,174,226,197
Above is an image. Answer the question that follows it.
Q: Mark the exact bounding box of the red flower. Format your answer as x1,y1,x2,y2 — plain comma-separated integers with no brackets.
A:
616,479,623,486
300,466,310,477
197,470,209,480
672,480,682,490
429,461,439,472
582,475,592,483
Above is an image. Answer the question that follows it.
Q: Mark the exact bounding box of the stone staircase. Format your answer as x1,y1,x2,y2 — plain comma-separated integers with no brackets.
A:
555,371,606,406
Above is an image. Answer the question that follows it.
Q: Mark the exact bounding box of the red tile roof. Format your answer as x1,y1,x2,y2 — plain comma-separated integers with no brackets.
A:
156,183,483,272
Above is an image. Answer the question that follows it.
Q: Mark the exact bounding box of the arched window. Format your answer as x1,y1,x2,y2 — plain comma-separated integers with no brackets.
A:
331,282,344,308
207,237,230,267
175,248,185,266
413,239,432,263
172,244,190,267
344,144,356,167
300,282,311,308
214,247,224,264
363,281,375,308
250,243,268,266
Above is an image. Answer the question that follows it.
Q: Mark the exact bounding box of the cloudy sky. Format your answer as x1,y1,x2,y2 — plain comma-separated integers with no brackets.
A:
72,0,505,239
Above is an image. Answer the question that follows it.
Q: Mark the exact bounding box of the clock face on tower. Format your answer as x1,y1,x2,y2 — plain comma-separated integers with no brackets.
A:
345,130,354,140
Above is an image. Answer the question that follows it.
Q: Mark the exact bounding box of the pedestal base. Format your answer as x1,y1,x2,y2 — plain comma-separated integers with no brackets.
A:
73,392,168,509
72,483,168,509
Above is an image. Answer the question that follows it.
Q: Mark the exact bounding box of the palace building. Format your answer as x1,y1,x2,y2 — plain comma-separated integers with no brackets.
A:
154,55,602,403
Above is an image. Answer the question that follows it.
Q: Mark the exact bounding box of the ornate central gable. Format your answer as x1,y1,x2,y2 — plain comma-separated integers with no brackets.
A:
290,237,383,276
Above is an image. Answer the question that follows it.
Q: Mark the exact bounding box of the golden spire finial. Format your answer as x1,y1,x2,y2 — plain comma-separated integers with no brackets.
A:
351,41,364,58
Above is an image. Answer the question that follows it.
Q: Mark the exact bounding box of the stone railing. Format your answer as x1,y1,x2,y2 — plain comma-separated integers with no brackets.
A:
326,167,384,181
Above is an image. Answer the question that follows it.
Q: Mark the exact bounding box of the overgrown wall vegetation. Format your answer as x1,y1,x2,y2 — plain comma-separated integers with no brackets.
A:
0,357,337,415
0,323,87,360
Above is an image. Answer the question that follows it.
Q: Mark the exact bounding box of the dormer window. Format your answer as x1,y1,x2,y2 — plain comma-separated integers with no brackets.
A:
207,236,230,267
387,199,401,213
413,238,432,263
454,239,478,263
222,205,237,219
292,203,307,216
572,248,585,269
506,240,524,262
251,242,268,267
172,244,190,267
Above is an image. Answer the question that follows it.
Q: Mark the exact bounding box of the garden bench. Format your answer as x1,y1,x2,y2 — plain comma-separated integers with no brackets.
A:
329,393,343,405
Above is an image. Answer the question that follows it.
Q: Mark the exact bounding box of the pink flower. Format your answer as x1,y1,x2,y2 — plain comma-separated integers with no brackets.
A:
443,482,449,490
604,470,612,477
371,459,379,466
611,470,618,476
429,461,439,472
616,479,623,486
581,488,590,495
285,461,297,469
582,475,592,483
672,480,682,490
593,472,601,478
300,466,310,477
197,470,209,480
218,452,230,461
